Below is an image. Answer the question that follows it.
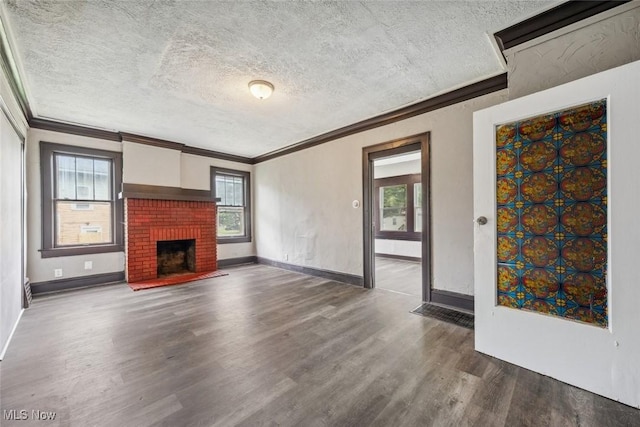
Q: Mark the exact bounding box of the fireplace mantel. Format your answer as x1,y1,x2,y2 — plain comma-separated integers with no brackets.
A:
119,183,216,202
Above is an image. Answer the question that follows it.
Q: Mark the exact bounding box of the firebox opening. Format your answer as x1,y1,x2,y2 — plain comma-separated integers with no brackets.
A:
157,239,196,277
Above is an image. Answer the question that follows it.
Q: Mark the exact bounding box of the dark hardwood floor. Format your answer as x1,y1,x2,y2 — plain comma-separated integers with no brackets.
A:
1,264,638,426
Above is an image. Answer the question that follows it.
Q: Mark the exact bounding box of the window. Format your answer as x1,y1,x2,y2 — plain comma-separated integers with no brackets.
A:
374,174,422,240
380,184,407,231
41,142,123,257
211,167,251,243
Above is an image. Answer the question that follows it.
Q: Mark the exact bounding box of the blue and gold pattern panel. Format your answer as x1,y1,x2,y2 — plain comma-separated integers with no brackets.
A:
496,99,607,327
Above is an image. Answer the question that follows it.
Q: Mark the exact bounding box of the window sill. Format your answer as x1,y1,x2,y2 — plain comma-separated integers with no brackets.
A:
40,244,124,258
217,236,252,244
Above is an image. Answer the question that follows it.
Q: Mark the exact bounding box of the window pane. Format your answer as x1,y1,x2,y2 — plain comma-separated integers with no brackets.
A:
55,201,112,246
217,206,245,237
415,207,423,232
380,185,407,231
76,157,94,200
233,179,243,206
225,180,235,204
56,155,76,199
94,159,111,200
215,177,226,205
414,183,422,207
216,174,244,207
414,183,422,232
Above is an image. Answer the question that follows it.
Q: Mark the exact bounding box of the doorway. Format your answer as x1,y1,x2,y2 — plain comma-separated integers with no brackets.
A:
362,133,430,301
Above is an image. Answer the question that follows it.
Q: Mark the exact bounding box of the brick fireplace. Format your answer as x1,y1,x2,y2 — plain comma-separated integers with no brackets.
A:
123,188,217,283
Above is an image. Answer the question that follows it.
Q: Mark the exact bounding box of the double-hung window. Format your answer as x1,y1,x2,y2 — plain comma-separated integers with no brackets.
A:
374,173,422,241
211,167,251,243
41,142,123,257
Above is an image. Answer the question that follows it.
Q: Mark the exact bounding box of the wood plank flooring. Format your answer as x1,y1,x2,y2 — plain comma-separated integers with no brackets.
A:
375,256,422,298
1,264,638,426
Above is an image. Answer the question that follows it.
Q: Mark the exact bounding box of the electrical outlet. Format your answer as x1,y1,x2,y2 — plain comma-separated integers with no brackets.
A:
84,261,93,270
54,269,63,278
284,253,288,261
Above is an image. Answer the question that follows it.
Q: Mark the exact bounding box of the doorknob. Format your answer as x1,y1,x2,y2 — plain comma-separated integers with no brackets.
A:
476,216,488,225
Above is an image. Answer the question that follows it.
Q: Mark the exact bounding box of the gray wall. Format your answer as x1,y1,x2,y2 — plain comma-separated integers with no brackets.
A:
507,3,640,99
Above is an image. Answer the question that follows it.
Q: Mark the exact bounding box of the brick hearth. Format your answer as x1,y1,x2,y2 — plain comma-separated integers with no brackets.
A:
124,199,217,283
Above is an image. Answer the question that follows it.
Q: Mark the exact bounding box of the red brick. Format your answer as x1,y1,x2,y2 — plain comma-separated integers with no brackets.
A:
124,199,217,282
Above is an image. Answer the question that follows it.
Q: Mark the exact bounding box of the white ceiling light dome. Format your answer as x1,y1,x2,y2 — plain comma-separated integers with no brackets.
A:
248,80,274,100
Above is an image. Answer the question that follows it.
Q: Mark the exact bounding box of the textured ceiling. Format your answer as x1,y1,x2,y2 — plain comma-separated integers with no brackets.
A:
4,0,558,157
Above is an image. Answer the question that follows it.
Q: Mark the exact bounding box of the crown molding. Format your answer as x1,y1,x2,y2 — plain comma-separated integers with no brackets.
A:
253,73,507,164
181,145,254,165
120,132,183,150
494,0,631,52
120,132,254,164
0,15,31,121
30,118,121,141
9,2,628,165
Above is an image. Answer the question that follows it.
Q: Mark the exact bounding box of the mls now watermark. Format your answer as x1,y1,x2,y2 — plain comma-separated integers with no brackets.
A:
3,409,57,421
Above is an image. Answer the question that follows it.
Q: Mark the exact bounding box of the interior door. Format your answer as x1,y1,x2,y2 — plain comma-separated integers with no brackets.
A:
472,60,640,408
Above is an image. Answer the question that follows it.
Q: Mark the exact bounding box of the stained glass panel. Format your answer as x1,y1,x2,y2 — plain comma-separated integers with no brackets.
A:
496,99,607,327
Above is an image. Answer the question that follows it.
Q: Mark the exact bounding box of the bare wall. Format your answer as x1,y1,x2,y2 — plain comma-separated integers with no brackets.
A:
507,3,640,99
254,90,507,296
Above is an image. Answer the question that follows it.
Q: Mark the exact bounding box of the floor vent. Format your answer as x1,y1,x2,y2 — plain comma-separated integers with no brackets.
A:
411,303,474,329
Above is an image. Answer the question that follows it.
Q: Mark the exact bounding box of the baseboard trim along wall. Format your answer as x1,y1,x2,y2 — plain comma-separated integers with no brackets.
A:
217,256,258,268
257,257,364,286
430,289,474,312
31,272,126,295
375,253,421,263
0,309,24,361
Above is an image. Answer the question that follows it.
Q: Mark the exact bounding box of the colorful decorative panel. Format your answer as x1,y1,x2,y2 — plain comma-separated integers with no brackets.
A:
496,99,607,327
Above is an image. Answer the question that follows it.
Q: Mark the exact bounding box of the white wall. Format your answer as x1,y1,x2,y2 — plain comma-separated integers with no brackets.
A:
474,60,640,408
255,90,507,295
122,141,181,187
26,129,125,283
374,239,420,259
373,158,420,179
507,3,640,99
0,57,27,359
0,110,25,359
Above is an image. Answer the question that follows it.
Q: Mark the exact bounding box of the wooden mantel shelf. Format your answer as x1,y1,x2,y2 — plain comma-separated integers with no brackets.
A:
119,183,217,202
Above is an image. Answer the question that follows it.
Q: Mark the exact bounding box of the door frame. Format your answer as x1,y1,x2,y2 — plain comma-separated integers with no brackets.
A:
362,132,431,301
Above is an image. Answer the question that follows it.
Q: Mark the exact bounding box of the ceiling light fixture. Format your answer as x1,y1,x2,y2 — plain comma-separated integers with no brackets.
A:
248,80,274,100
